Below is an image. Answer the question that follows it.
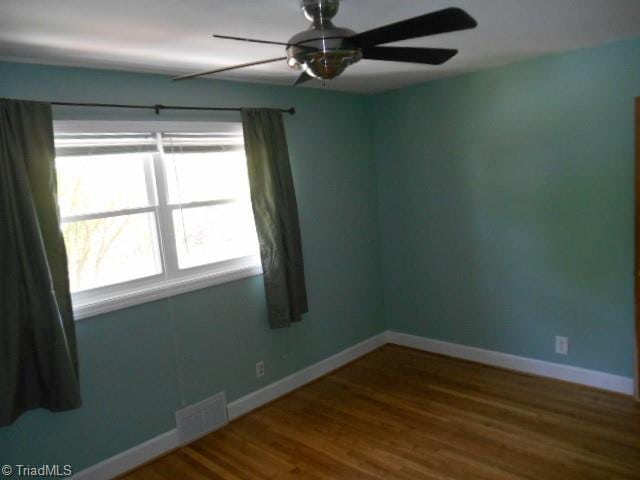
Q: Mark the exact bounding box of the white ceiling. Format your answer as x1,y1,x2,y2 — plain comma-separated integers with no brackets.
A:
1,0,639,94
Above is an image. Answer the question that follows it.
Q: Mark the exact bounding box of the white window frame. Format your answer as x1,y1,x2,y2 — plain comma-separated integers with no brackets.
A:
54,121,262,320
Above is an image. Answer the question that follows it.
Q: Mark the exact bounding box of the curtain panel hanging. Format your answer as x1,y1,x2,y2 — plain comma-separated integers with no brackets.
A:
0,98,81,426
241,108,309,329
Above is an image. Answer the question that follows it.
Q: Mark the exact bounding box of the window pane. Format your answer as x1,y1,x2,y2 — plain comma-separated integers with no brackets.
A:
164,151,250,205
56,153,154,217
62,212,162,292
173,203,259,269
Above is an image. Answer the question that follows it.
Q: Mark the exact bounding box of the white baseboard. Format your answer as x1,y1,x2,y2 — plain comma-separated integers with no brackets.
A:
386,331,635,395
72,430,179,480
72,330,633,479
227,332,387,420
72,332,386,480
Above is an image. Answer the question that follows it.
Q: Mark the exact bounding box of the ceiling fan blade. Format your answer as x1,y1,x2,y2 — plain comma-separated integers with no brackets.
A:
214,34,293,48
213,34,318,51
362,47,458,65
292,71,313,86
351,8,477,48
172,57,286,81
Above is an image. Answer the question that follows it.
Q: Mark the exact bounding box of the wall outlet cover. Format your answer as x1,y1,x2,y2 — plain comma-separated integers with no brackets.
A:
256,361,265,378
555,336,569,355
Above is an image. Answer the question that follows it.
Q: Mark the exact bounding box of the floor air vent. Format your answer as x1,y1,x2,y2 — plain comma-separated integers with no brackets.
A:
175,392,227,445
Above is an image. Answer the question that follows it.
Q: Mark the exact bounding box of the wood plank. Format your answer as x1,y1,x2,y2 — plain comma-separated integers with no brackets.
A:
119,346,640,479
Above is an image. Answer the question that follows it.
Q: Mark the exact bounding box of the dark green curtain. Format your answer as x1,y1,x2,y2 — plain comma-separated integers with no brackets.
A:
0,98,81,426
241,109,308,328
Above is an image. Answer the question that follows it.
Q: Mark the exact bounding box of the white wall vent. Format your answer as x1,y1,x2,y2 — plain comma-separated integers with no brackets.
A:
175,392,227,445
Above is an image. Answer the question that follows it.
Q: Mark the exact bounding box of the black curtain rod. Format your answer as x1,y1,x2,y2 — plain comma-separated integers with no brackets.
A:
50,101,296,115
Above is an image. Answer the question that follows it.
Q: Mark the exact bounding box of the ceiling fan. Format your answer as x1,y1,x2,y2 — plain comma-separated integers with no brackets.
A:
173,0,477,85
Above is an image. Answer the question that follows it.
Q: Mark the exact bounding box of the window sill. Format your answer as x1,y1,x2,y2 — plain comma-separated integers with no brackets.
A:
72,263,263,321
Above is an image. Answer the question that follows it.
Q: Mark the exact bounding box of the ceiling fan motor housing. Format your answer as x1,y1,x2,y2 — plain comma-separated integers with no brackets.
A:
287,0,362,80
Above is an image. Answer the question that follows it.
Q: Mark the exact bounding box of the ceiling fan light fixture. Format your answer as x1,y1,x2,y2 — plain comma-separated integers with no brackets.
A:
298,49,361,80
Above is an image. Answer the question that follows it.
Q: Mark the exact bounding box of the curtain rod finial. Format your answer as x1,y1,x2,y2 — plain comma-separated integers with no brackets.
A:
288,107,296,115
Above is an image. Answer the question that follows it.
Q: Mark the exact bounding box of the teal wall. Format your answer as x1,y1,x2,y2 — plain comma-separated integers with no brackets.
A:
1,35,639,475
373,38,640,378
0,63,384,472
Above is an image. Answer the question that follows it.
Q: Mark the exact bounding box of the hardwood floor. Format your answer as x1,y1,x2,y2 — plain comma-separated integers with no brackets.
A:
120,345,640,479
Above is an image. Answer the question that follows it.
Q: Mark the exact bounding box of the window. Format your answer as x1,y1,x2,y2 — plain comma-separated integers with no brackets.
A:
54,122,261,319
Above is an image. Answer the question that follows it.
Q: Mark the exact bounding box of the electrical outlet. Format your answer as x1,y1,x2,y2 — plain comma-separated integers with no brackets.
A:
256,360,265,378
555,336,568,355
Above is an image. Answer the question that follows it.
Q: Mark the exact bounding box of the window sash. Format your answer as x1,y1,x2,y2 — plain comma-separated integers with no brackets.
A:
55,126,260,316
55,144,159,157
162,144,244,154
161,133,244,154
55,133,159,157
61,205,157,223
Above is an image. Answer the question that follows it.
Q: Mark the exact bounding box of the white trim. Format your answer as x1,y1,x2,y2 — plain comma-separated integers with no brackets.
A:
71,430,179,480
227,333,388,420
73,263,262,320
386,331,635,395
